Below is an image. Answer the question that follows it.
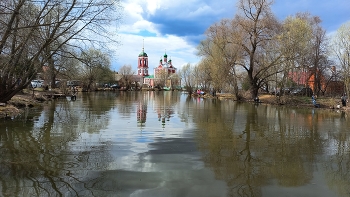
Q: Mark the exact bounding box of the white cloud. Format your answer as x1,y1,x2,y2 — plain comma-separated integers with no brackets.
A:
119,19,157,34
187,5,214,18
119,1,159,34
146,0,161,15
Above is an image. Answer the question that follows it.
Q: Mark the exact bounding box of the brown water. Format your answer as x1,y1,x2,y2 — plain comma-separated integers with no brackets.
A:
0,91,349,197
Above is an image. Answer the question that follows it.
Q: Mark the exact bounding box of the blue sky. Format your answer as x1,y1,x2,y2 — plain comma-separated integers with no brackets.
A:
110,0,350,73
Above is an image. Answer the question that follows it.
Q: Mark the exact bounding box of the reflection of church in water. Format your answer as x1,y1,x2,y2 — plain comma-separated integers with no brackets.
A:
136,92,177,127
137,98,147,125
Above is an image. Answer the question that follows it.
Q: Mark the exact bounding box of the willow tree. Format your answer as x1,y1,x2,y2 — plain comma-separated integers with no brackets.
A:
294,13,330,95
0,0,121,103
332,21,350,96
273,15,313,98
232,1,313,99
179,63,196,94
197,19,241,97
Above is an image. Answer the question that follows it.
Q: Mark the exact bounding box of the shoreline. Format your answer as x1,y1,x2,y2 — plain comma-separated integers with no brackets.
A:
0,91,47,119
1,91,348,119
196,93,350,110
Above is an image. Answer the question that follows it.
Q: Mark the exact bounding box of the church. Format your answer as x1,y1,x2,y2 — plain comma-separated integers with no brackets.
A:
139,46,180,89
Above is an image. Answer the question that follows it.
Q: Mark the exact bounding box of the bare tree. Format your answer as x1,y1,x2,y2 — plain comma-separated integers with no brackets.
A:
196,59,212,91
79,48,111,91
332,21,350,96
156,68,169,88
119,64,135,90
0,0,121,103
179,63,196,94
233,0,283,98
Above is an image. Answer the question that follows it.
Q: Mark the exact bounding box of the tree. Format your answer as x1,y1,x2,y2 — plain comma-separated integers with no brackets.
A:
197,1,319,100
272,14,313,100
331,21,350,96
0,0,121,103
156,69,169,88
119,64,135,89
233,0,284,98
196,59,212,91
197,19,241,97
79,48,111,91
295,13,330,96
197,0,282,99
168,73,181,90
179,63,196,94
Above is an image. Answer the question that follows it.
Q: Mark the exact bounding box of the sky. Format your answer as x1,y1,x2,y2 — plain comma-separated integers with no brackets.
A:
110,0,350,73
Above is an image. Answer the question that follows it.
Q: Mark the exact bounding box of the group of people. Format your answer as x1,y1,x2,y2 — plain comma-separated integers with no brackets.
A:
312,93,348,109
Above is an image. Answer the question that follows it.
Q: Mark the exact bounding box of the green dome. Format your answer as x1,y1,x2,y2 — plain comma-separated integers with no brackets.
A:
139,51,148,57
164,53,167,57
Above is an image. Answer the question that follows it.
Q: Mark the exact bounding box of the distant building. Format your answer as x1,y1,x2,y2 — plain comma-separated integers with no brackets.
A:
288,66,344,96
142,52,180,88
154,52,177,77
137,45,149,76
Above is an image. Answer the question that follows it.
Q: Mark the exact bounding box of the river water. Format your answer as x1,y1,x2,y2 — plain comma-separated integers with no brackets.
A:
0,91,349,197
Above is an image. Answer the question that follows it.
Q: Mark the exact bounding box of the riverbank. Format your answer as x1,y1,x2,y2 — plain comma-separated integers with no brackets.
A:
199,93,349,110
0,90,50,119
1,91,348,119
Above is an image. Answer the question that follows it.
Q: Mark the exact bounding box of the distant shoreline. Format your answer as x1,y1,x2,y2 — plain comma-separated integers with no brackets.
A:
1,91,348,119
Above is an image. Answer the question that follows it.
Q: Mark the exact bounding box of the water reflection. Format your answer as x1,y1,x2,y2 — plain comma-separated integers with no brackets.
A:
190,100,350,197
0,92,350,197
0,92,115,197
135,91,178,128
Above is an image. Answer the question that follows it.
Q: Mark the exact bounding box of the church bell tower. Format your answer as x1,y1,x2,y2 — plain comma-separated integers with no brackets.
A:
138,40,149,76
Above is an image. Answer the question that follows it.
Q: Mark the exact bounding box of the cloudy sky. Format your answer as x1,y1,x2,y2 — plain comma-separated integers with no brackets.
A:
110,0,350,73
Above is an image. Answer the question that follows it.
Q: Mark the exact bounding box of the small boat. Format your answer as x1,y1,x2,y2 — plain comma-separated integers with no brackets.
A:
163,87,171,91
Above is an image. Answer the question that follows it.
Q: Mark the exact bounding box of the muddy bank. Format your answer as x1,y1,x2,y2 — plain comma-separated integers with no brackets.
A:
0,92,47,119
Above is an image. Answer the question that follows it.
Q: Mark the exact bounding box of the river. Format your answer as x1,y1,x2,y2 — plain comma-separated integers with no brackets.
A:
0,91,349,197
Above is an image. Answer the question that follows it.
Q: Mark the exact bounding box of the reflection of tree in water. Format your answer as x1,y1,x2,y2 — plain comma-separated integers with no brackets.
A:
0,94,115,196
115,91,141,117
187,100,325,197
324,128,350,197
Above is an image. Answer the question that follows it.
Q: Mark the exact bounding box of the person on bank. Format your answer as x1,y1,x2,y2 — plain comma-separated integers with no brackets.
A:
254,96,260,103
341,94,347,107
312,94,320,108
